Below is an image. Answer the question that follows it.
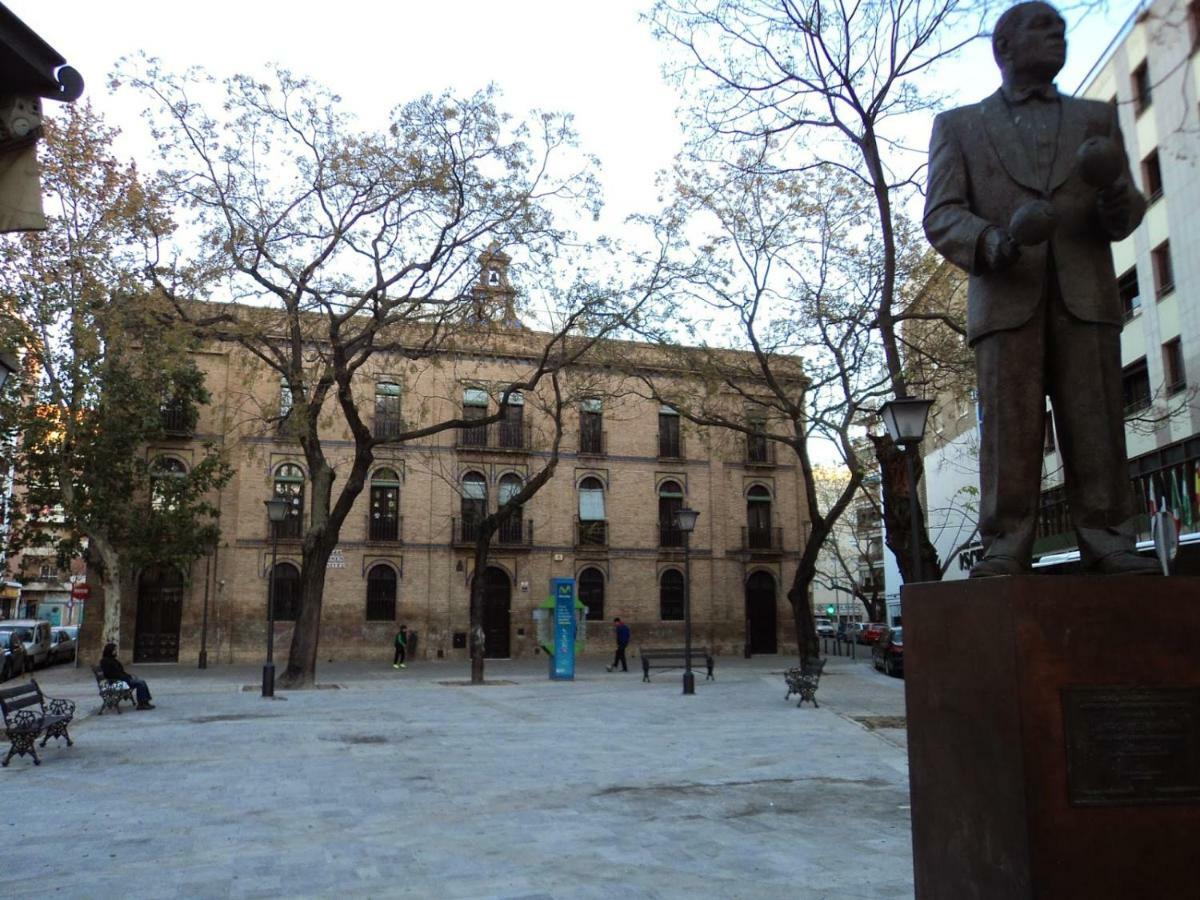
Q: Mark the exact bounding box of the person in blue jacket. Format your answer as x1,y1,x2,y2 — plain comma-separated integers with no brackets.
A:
606,617,630,673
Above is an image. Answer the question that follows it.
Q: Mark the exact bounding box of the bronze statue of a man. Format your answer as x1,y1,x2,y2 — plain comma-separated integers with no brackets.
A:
924,1,1158,576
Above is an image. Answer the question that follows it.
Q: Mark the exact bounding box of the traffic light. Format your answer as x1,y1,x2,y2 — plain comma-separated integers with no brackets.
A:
825,605,835,616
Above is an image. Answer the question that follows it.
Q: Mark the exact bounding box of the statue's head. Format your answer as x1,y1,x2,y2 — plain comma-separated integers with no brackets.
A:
992,2,1067,84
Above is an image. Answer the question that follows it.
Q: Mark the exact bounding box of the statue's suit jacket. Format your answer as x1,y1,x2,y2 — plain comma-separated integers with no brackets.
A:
924,90,1144,345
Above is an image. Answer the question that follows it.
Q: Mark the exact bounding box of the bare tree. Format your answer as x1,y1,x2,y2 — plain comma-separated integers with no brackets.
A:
649,0,997,582
631,161,897,661
119,59,643,686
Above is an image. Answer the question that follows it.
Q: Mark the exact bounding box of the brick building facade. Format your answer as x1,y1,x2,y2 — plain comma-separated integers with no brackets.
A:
100,291,811,667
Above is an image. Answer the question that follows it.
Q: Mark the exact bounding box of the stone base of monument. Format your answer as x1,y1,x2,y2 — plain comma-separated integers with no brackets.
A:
903,575,1200,899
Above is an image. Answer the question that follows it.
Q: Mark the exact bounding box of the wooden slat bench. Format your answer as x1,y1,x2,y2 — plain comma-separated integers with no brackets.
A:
784,658,827,708
640,647,714,682
0,680,76,767
92,666,136,714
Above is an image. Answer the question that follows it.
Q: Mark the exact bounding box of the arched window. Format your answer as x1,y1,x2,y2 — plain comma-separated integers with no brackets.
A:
461,471,487,541
747,485,773,550
270,562,301,621
150,457,188,512
660,569,685,621
369,467,401,542
658,480,684,547
498,473,524,543
272,463,304,539
578,476,606,546
579,567,605,622
375,382,403,439
365,564,397,621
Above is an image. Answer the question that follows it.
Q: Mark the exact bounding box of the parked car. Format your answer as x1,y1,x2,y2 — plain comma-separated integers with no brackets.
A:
815,618,835,638
0,620,53,669
0,629,30,681
49,626,79,664
872,626,904,677
860,622,888,645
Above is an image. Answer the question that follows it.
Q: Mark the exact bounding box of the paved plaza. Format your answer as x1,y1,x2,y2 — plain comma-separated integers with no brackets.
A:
3,652,912,899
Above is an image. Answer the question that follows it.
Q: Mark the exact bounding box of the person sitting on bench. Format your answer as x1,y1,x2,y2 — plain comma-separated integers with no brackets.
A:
99,643,154,710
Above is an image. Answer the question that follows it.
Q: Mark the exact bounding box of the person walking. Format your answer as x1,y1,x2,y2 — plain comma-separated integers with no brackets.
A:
99,643,154,709
606,617,630,673
393,625,408,669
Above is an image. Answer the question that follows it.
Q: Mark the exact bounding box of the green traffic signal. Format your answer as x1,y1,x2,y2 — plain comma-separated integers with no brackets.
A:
825,605,835,615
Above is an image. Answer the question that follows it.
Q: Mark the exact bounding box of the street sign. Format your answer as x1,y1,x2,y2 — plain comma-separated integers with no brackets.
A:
71,583,89,599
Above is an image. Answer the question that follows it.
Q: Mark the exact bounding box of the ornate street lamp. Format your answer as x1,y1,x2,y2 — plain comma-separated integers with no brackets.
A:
675,506,700,696
262,497,290,697
879,397,933,583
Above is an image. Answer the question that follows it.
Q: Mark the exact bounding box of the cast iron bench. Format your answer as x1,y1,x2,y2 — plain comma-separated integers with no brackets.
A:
785,658,827,708
92,665,136,714
640,647,714,682
0,680,76,767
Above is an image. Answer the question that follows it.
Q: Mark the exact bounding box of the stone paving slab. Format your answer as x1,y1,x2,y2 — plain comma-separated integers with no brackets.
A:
3,655,912,899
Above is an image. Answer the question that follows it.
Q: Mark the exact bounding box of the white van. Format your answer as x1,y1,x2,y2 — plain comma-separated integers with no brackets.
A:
0,620,53,669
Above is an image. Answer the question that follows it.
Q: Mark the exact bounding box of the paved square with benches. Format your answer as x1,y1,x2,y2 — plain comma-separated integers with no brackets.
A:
3,655,911,898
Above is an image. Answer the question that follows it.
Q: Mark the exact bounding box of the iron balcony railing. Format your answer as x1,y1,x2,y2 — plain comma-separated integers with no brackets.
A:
368,514,403,543
742,526,783,552
658,432,686,460
450,516,534,547
577,519,608,548
456,421,533,452
497,517,534,547
578,428,607,456
160,401,194,435
375,415,405,440
659,522,684,548
745,436,776,466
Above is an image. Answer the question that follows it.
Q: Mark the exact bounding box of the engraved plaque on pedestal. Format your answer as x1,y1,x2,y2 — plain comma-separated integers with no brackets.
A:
1063,687,1200,806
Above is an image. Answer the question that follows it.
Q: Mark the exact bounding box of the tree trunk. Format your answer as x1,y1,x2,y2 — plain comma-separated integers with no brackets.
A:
872,434,940,585
468,524,499,685
91,535,124,650
278,536,338,689
787,557,820,663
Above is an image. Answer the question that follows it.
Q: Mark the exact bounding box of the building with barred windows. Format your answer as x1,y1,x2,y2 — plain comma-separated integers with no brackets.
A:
97,259,812,666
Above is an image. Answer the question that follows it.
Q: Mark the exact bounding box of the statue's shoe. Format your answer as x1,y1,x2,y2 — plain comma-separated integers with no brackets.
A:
1087,551,1162,576
968,555,1026,578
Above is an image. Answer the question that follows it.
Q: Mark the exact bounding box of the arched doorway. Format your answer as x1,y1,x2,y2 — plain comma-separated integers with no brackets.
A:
135,566,184,662
482,567,511,658
745,571,777,655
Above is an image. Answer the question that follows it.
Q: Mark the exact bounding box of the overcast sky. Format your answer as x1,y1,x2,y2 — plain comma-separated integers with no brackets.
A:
21,0,1140,237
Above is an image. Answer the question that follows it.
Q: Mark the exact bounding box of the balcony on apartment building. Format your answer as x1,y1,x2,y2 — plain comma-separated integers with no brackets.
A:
451,516,534,548
744,434,776,467
741,526,783,554
366,514,403,543
578,427,607,457
576,518,608,549
456,420,533,453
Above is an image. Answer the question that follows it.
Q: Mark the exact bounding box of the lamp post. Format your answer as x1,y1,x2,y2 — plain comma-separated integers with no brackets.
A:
263,497,289,697
879,397,934,584
675,506,700,696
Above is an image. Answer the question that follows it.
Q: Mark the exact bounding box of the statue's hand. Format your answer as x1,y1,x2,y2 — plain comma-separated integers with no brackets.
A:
1096,181,1135,231
981,226,1021,272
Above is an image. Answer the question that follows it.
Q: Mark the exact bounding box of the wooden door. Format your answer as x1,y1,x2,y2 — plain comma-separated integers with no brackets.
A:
745,571,778,655
134,567,184,662
482,567,511,659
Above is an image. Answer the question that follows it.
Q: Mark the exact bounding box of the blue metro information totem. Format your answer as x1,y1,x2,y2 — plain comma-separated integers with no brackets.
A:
551,577,576,680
